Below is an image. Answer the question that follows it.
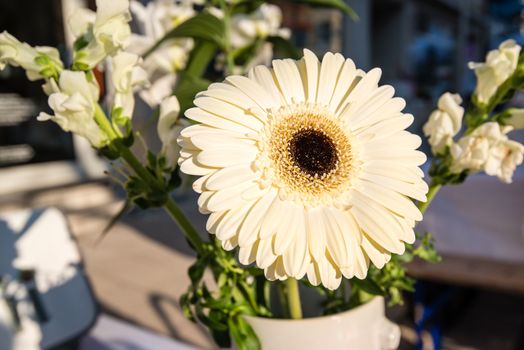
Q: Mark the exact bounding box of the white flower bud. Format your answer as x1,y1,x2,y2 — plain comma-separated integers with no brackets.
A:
468,39,521,105
0,31,63,81
71,0,132,69
37,71,108,147
111,51,149,117
157,96,187,169
423,92,464,155
451,122,524,183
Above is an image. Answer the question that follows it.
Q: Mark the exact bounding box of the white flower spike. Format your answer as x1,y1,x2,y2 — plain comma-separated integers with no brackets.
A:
423,92,464,155
451,122,524,183
158,96,187,169
71,0,132,69
0,31,63,81
469,39,521,105
37,71,108,147
178,50,428,290
111,51,149,117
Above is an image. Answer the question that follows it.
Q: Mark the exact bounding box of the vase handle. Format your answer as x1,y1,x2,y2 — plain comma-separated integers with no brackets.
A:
377,318,401,350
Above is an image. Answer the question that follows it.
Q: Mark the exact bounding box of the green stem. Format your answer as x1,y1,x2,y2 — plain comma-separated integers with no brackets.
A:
94,104,205,254
220,1,235,74
164,198,205,254
286,278,303,319
417,183,441,214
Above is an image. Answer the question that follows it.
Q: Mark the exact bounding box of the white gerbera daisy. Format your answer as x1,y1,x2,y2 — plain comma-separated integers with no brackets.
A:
177,49,428,290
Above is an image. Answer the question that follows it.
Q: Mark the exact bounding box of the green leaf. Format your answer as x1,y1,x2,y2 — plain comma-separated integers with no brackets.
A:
188,256,209,286
267,36,301,60
184,40,217,77
352,277,384,296
229,316,261,350
144,12,225,57
175,74,212,114
95,200,132,245
288,0,358,20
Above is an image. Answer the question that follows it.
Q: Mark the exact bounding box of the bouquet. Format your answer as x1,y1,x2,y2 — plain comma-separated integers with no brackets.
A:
1,0,523,348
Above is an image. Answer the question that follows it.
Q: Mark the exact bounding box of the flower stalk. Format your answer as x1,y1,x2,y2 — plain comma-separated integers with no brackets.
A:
286,278,303,320
94,103,205,254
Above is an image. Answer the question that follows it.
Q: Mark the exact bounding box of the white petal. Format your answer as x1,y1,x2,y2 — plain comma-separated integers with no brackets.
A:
194,97,264,131
238,189,278,247
185,107,253,133
239,241,258,265
306,207,327,261
317,52,344,107
272,59,305,104
226,75,276,109
302,48,320,103
329,58,357,112
205,164,258,191
248,65,284,106
196,146,257,168
205,181,254,212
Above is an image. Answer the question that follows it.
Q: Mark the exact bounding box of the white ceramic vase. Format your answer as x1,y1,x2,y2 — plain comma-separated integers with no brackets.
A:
244,297,400,350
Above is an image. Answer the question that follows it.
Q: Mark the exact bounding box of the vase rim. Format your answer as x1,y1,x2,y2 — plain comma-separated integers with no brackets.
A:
243,296,384,324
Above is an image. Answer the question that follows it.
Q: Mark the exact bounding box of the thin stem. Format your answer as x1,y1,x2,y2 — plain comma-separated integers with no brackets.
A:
94,104,205,255
164,198,205,254
286,278,303,319
417,183,441,214
220,1,235,74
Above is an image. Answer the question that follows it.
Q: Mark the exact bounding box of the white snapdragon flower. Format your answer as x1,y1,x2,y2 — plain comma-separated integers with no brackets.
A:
229,4,290,49
0,31,63,80
468,40,521,105
451,122,524,183
128,0,195,107
157,96,187,168
111,51,149,117
423,92,464,155
37,71,108,147
503,108,524,129
70,0,132,69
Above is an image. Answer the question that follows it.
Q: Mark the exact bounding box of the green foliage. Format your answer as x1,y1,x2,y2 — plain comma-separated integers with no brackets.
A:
180,238,271,349
289,0,358,20
319,232,441,314
144,12,225,58
428,147,468,186
267,36,301,60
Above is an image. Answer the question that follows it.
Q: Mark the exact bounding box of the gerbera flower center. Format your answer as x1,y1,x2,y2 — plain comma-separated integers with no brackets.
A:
289,129,338,177
259,104,357,205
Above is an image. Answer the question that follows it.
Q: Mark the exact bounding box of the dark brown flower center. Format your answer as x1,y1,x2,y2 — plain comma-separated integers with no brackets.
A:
288,129,338,177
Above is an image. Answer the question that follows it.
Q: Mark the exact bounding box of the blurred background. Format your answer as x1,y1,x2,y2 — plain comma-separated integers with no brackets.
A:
1,0,524,349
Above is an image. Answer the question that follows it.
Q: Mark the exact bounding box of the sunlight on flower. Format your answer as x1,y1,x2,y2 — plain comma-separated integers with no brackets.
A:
423,92,464,155
37,71,108,147
178,50,428,290
469,39,521,105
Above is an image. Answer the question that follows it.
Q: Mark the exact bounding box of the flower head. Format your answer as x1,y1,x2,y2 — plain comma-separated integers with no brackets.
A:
0,31,63,80
451,122,524,183
423,92,464,155
37,71,108,147
178,50,428,290
70,0,132,69
469,39,521,105
128,0,195,106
